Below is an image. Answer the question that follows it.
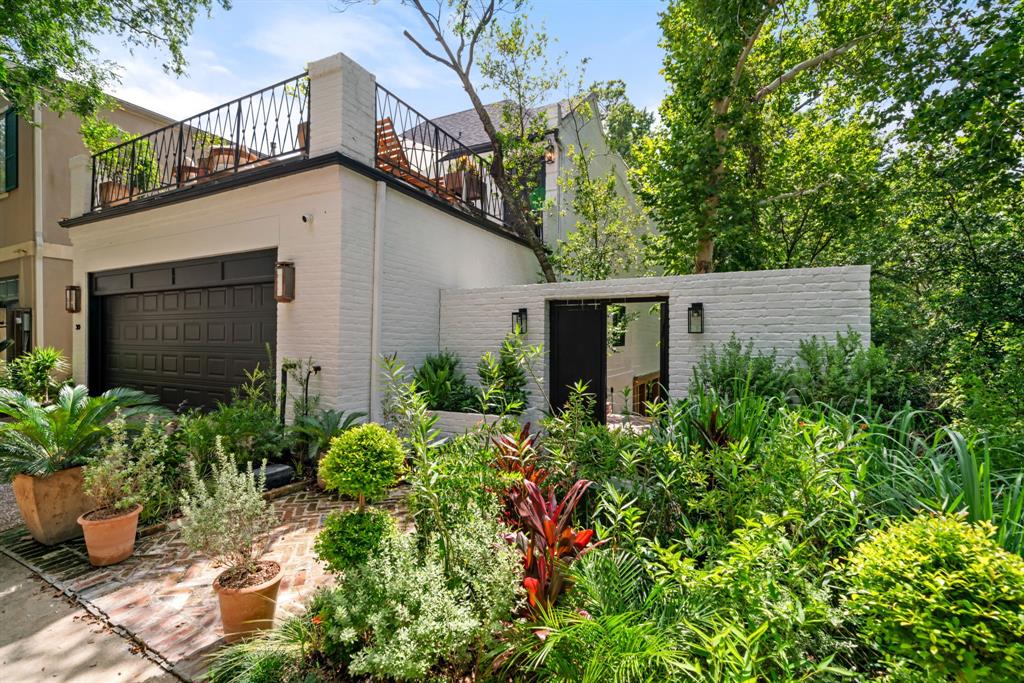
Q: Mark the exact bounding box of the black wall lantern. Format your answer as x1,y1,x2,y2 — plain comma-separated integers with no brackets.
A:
64,285,81,313
512,307,528,334
687,302,704,334
274,261,295,303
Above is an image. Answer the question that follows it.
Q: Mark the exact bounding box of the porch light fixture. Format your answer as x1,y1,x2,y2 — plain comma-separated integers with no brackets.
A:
64,285,81,313
274,261,295,303
687,302,704,334
512,307,528,334
544,136,556,164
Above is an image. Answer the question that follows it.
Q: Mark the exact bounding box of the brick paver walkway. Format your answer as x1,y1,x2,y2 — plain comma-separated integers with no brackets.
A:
0,485,409,680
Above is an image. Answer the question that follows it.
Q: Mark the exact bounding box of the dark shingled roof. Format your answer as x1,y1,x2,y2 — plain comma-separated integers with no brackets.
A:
426,101,509,148
404,101,562,152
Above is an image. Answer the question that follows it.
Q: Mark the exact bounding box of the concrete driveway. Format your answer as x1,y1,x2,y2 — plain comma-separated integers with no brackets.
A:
0,554,178,682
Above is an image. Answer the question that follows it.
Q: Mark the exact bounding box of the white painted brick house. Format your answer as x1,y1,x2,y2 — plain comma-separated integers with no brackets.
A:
60,51,870,422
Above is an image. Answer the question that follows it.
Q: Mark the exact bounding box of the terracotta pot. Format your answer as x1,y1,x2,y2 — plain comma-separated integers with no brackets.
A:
98,180,130,207
213,561,283,643
444,170,483,201
12,467,95,545
78,504,142,566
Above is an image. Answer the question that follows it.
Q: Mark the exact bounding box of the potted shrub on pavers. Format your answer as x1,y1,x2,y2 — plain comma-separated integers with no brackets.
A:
78,414,166,566
0,385,166,545
315,423,405,570
180,439,280,643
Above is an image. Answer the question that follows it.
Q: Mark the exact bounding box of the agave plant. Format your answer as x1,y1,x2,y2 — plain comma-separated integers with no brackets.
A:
507,478,600,611
0,385,167,481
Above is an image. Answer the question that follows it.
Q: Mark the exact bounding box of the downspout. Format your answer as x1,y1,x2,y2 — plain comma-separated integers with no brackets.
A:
368,180,386,421
32,104,44,349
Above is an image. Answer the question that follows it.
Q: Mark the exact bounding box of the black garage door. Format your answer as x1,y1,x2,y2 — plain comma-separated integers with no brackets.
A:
91,250,277,410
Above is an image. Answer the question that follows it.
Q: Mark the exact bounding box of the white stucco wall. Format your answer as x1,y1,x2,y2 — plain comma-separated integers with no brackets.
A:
439,266,871,417
542,102,653,256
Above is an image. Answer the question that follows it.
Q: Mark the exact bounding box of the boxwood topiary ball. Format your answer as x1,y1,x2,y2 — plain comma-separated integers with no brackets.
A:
318,423,404,503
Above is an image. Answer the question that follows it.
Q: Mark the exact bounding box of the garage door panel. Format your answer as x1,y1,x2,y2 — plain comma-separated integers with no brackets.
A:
100,278,276,410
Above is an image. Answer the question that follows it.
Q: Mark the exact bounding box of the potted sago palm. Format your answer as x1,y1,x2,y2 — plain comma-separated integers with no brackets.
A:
179,439,280,642
78,414,166,566
0,385,165,545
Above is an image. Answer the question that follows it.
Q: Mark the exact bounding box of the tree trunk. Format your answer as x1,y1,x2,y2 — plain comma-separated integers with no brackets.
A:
696,117,729,274
695,234,715,274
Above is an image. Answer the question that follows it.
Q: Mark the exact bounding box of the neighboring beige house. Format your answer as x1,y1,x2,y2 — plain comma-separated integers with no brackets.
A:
0,98,170,361
59,51,869,423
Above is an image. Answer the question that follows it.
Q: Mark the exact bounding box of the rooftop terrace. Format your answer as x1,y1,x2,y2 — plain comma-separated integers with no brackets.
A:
87,71,513,228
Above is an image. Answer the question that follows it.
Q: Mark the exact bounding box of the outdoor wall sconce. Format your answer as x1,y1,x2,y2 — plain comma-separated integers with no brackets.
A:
687,302,704,334
544,140,556,164
512,307,528,333
64,285,81,313
274,261,295,303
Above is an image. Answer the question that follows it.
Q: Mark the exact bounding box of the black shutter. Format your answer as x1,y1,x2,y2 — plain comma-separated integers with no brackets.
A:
3,109,17,192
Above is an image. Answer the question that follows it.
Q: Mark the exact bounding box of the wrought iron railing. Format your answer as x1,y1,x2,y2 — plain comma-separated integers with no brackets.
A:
374,84,506,225
91,73,310,210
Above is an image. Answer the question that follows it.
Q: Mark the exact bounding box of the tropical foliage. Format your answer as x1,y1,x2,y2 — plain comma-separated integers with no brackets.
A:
0,385,165,481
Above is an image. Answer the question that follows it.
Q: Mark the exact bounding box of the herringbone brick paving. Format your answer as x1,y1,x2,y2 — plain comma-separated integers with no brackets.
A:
0,485,409,680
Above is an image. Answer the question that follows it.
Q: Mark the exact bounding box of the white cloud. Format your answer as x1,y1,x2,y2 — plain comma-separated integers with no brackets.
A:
242,7,457,92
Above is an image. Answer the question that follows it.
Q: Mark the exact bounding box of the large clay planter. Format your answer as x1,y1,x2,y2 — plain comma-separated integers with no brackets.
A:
78,504,142,566
97,180,130,207
213,561,283,643
12,466,94,545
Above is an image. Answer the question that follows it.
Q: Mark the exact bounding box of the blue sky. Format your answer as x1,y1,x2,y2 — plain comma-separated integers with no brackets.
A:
99,0,668,121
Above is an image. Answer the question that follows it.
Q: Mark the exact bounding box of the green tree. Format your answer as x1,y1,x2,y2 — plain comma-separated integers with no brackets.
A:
349,1,652,284
590,79,653,168
1,0,229,117
633,0,981,274
551,145,652,281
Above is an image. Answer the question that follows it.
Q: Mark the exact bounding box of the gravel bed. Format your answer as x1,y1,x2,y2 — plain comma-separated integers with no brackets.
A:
0,483,21,531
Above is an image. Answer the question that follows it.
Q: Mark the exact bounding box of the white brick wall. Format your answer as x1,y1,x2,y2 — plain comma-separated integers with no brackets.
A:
69,166,346,405
307,53,376,163
439,266,871,415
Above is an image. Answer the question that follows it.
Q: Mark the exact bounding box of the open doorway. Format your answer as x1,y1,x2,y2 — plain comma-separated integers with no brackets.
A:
549,298,667,425
606,301,666,426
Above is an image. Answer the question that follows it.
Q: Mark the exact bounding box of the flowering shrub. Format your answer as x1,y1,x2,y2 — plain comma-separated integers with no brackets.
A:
312,515,520,681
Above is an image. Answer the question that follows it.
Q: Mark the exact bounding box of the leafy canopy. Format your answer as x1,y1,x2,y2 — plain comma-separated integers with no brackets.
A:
1,0,229,116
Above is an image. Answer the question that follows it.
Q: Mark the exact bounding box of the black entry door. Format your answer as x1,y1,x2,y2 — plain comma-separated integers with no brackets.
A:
550,302,606,423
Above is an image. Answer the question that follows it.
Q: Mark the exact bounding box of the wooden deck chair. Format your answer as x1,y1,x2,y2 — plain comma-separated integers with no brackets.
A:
375,118,461,204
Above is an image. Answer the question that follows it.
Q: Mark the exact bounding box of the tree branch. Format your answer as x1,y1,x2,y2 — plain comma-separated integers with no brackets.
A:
753,33,874,102
757,177,835,205
402,29,454,68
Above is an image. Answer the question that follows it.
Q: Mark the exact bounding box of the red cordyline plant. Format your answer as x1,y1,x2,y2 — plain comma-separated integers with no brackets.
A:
491,423,548,486
507,478,600,611
491,423,550,527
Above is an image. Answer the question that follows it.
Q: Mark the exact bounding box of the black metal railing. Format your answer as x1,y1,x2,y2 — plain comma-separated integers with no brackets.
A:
374,84,506,225
91,73,310,210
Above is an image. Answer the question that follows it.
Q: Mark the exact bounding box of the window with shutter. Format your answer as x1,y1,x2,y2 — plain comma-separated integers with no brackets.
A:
1,108,17,192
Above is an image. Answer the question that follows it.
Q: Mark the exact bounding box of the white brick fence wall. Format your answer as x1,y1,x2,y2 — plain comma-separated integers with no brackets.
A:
439,265,871,416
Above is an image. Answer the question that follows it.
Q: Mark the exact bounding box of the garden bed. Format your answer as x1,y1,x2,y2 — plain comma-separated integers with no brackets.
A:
0,485,409,681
